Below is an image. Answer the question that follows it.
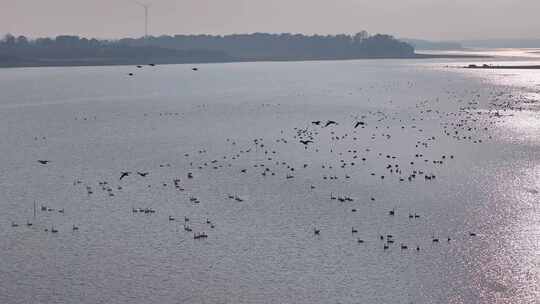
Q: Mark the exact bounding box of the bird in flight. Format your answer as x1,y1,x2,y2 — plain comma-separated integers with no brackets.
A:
120,172,131,180
325,120,338,127
37,160,50,165
354,121,365,128
137,172,149,177
312,121,322,126
300,140,314,145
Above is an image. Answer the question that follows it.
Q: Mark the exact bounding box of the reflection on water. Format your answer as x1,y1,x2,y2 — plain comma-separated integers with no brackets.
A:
0,53,538,303
422,48,540,60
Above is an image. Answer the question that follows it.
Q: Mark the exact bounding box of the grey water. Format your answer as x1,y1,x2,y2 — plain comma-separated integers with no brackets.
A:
0,52,539,304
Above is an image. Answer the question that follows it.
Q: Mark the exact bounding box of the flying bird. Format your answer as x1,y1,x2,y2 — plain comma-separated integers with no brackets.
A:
325,120,338,127
37,160,50,165
137,172,149,177
120,172,131,180
354,121,365,128
312,121,322,126
300,140,314,145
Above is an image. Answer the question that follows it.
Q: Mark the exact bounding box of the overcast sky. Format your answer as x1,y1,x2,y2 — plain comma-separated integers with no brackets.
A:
1,0,539,40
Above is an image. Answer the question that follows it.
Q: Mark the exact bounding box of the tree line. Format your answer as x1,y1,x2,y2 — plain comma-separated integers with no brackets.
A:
0,32,416,67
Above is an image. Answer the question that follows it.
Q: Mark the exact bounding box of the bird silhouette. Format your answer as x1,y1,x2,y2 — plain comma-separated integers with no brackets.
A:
325,120,338,127
354,121,365,128
300,140,314,145
312,121,322,125
137,172,149,177
119,172,131,180
37,160,50,165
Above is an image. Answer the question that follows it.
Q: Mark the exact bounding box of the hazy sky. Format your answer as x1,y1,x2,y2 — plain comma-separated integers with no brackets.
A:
1,0,539,40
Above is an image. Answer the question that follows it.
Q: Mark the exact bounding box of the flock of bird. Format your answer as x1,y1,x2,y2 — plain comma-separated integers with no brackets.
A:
127,63,198,76
8,66,526,255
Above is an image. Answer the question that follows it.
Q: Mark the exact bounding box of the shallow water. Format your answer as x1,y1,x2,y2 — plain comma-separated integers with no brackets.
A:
0,52,539,304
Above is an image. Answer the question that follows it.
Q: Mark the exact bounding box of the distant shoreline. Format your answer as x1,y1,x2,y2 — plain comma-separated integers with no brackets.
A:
0,53,490,69
464,64,540,70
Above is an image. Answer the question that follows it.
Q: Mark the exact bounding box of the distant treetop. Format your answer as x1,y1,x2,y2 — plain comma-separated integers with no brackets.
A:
0,32,416,67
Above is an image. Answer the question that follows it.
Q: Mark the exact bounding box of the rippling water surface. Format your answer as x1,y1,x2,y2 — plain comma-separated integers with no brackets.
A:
0,51,539,304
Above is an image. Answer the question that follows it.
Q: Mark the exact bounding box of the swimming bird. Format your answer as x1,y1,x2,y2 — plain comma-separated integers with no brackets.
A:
194,232,208,239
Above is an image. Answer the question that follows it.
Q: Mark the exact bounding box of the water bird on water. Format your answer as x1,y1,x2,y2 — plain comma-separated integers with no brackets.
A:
194,232,207,239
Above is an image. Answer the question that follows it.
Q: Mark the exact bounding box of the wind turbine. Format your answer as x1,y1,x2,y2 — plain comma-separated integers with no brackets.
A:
133,1,150,39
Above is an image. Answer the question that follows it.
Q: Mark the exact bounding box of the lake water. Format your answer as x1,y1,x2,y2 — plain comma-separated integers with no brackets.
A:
0,50,539,304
